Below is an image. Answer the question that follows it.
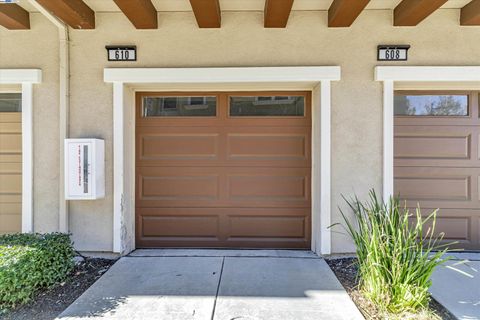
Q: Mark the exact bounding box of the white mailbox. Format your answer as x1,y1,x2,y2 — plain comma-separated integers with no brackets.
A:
65,139,105,200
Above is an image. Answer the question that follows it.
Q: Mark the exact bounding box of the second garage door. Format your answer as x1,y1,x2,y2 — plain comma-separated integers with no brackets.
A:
136,92,311,248
394,91,480,250
0,93,22,235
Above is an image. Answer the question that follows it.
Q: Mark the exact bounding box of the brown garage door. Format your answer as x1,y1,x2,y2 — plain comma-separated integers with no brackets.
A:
136,92,311,248
394,91,480,250
0,93,22,235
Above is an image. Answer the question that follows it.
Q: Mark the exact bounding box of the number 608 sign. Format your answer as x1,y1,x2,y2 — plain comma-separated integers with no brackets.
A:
106,46,137,61
377,45,410,61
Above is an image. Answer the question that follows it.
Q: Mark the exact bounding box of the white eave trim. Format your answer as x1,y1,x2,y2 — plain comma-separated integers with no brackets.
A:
0,69,42,84
375,66,480,82
104,66,341,84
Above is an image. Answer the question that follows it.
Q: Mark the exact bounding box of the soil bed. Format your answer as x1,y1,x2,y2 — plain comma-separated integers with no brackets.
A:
1,258,116,320
325,257,456,320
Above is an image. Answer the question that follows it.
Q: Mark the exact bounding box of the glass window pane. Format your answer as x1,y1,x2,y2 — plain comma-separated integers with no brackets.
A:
230,96,305,116
143,96,216,117
394,94,468,116
0,93,21,112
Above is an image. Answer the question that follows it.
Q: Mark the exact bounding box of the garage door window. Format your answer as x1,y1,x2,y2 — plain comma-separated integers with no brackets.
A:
0,93,21,112
229,96,304,116
142,96,216,117
394,94,468,116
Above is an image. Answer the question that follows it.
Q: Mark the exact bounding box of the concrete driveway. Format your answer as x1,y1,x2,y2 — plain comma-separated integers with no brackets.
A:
430,253,480,320
56,250,363,320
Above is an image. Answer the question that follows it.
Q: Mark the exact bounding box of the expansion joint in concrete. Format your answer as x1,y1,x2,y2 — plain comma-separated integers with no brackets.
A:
211,256,225,320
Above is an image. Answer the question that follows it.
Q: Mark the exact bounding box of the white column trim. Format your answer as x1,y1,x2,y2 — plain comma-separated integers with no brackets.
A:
105,66,341,255
21,83,33,232
320,80,332,254
311,85,321,253
113,82,124,253
0,69,41,233
382,80,394,201
375,66,480,203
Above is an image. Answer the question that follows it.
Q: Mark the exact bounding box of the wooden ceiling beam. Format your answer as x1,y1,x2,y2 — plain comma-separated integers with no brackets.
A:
461,0,480,25
189,0,221,28
264,0,294,28
394,0,448,26
35,0,94,29
328,0,370,27
113,0,157,29
0,4,30,30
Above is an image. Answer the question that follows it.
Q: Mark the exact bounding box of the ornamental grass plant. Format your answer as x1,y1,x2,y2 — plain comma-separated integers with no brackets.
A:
338,190,451,315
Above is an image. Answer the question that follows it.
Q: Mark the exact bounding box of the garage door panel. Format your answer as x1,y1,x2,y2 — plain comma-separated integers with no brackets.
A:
0,133,21,153
0,122,21,133
395,176,470,202
227,174,308,202
228,216,307,238
0,154,21,163
395,135,469,159
137,167,222,206
137,127,310,168
227,133,308,163
395,167,479,209
137,167,310,208
139,174,220,201
139,212,220,238
137,132,220,162
395,125,479,167
137,207,310,248
0,173,21,194
0,162,21,173
0,203,21,215
0,213,21,234
408,209,479,250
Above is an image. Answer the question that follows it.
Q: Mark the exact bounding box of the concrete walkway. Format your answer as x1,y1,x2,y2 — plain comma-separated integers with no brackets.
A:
430,253,480,320
57,250,363,320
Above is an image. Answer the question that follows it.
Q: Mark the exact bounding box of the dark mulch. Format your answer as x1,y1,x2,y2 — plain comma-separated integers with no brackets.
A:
1,258,116,320
325,257,457,320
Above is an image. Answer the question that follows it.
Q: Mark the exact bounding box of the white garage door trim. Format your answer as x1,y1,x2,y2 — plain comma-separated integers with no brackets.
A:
104,66,341,255
0,69,42,233
375,66,480,201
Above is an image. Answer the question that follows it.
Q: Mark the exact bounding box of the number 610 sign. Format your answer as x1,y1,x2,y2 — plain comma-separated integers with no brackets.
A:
106,46,137,61
377,45,410,61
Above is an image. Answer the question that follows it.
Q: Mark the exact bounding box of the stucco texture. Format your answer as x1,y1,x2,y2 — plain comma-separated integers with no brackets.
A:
0,13,60,234
1,8,480,252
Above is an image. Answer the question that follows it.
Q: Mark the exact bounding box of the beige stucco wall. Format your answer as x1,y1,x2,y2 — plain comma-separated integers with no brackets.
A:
1,8,479,252
0,13,59,234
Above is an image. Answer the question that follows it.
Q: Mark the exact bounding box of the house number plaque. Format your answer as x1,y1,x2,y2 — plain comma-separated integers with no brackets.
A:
106,45,137,61
377,45,410,61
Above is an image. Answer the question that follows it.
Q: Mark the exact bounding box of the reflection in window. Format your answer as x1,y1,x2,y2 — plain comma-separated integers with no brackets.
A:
0,93,21,112
394,94,468,116
230,96,305,116
143,96,216,117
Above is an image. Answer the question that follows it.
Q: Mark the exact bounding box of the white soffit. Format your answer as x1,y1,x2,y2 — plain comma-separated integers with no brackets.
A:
18,0,472,13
